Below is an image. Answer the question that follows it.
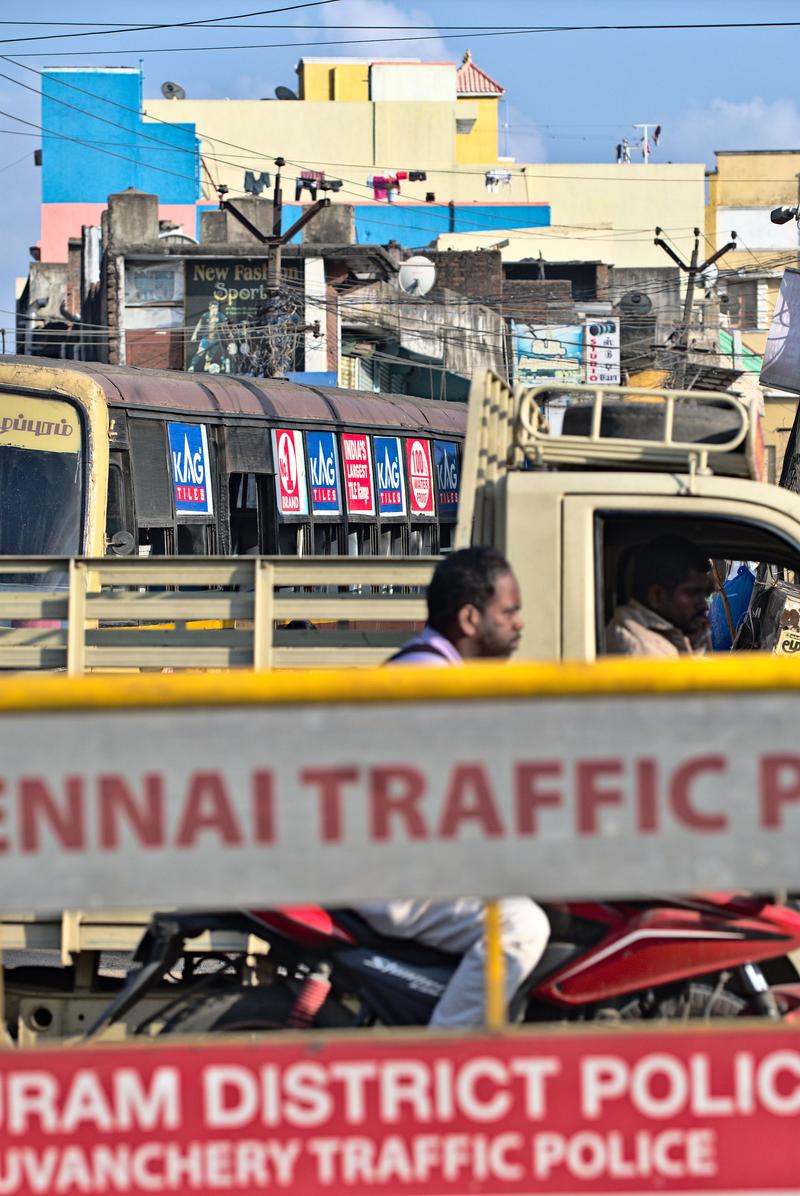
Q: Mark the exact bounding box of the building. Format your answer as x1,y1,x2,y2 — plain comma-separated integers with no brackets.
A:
706,150,800,474
706,150,800,356
22,54,718,406
34,58,706,272
20,188,505,403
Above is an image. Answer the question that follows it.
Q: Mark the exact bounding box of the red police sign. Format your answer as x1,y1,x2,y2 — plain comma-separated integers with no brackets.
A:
2,1025,800,1194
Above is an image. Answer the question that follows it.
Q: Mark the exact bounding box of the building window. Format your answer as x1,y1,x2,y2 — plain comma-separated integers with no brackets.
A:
725,280,758,330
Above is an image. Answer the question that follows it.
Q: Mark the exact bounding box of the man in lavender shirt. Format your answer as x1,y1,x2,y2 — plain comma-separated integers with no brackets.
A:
357,547,550,1027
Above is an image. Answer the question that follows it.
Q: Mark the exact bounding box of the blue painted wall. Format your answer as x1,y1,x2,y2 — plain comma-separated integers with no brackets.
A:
350,203,550,245
42,69,198,204
196,203,550,245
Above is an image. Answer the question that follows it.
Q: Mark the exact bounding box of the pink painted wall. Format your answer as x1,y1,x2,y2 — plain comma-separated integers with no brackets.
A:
40,203,199,262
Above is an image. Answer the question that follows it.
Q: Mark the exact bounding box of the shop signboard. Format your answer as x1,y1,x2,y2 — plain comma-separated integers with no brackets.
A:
512,323,584,386
341,432,375,515
167,423,214,516
271,429,308,517
405,437,436,517
184,260,301,376
584,318,621,385
374,436,406,516
434,440,460,515
306,430,341,515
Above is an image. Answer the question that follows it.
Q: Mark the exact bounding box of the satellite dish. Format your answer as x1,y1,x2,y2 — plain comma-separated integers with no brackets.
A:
398,255,436,297
275,85,298,100
619,290,653,316
161,81,186,100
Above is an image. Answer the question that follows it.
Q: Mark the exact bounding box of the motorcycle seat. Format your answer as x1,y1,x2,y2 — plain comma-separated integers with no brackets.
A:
329,908,461,964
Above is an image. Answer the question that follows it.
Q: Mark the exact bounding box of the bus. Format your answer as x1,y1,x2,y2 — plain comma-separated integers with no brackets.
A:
0,356,467,569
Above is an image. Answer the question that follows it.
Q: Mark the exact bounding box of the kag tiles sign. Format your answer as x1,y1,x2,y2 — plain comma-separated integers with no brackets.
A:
306,431,341,515
167,423,214,516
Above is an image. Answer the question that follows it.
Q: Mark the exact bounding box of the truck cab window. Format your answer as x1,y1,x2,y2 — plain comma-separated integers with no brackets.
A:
597,513,800,656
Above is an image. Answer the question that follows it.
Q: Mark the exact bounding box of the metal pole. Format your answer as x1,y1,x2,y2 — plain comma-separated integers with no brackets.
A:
674,230,699,388
484,899,506,1030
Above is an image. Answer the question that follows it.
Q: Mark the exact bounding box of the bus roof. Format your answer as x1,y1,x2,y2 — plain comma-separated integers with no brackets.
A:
0,356,466,437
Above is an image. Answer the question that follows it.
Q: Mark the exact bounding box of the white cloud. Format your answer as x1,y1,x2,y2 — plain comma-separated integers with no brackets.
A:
669,96,800,166
318,0,450,62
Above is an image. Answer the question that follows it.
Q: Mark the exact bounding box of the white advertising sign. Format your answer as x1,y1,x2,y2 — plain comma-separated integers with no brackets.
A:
584,318,621,385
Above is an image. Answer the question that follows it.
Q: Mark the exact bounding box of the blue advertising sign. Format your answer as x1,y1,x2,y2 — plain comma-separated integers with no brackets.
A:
306,430,341,514
167,422,214,515
435,440,460,515
374,436,406,516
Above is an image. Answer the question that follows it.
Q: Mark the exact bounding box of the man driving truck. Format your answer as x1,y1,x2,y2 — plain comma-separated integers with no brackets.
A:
605,534,713,658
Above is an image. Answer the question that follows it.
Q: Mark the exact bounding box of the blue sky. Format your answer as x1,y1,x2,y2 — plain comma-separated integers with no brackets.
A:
5,0,800,336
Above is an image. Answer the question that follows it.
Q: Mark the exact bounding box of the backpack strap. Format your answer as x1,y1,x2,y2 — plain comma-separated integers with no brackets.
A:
386,641,451,664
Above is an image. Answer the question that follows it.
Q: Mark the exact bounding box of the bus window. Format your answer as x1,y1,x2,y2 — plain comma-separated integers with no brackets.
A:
138,527,175,556
0,391,83,557
177,523,214,555
229,472,260,554
410,524,436,555
314,524,343,556
278,524,308,555
130,420,171,523
106,463,126,541
348,525,375,556
380,526,405,556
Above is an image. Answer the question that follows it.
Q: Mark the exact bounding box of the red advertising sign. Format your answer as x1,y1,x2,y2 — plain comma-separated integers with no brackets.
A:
405,437,435,516
272,429,309,516
341,432,375,515
4,1026,800,1195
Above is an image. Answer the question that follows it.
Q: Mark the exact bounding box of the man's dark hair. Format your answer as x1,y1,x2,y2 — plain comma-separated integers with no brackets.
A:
427,546,512,636
630,535,711,602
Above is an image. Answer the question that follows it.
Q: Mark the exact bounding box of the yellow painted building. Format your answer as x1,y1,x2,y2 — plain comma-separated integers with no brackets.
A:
295,51,504,165
706,150,800,354
143,54,706,270
436,162,706,271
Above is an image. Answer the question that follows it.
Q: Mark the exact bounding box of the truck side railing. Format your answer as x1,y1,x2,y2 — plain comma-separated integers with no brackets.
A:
455,372,764,550
0,556,436,674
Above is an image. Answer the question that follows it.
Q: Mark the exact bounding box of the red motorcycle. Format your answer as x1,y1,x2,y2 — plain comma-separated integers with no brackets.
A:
84,892,800,1038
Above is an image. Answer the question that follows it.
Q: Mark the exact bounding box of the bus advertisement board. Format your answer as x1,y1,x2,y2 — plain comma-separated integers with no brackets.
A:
167,423,214,516
306,431,341,515
406,437,436,517
434,440,460,516
341,433,375,515
374,436,406,517
271,429,308,517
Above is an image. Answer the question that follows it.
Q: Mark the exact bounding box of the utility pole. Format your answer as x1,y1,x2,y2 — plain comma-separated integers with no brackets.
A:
654,225,737,387
214,160,332,376
633,124,658,164
216,158,331,283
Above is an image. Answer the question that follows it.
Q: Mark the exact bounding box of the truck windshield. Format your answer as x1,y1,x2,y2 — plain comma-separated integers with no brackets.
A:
0,393,83,557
